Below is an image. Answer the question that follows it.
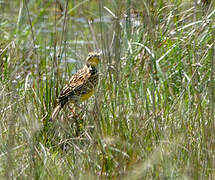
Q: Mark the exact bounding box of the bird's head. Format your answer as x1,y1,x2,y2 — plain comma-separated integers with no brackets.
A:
86,52,101,67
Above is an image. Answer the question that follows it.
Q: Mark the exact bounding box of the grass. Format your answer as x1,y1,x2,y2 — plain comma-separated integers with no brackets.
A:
0,0,215,179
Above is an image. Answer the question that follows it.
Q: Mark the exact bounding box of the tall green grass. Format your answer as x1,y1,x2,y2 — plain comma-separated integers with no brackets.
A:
0,0,215,179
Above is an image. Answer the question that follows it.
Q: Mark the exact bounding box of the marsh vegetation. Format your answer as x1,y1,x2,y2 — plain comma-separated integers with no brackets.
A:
0,0,215,179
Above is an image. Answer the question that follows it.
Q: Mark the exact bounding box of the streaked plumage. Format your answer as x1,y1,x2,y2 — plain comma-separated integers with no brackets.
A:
49,52,100,121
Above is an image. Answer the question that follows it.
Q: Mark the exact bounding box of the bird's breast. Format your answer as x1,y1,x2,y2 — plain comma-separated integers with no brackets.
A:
80,89,94,101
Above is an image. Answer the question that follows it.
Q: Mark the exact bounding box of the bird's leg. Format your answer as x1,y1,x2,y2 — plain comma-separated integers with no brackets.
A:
76,102,94,114
67,104,79,118
74,103,82,110
67,104,84,137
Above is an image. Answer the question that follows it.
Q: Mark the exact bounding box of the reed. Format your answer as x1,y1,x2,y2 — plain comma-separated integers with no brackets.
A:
0,0,214,179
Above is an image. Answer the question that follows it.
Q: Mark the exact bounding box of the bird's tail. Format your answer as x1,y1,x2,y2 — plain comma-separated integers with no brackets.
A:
49,105,61,121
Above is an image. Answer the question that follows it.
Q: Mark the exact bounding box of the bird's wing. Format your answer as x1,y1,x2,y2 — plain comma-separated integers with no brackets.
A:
57,66,91,104
69,66,91,88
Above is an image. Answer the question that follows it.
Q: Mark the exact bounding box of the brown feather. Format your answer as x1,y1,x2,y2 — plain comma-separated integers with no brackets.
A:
49,52,100,121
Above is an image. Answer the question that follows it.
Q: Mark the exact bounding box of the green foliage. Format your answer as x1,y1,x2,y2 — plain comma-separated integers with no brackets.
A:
0,0,215,179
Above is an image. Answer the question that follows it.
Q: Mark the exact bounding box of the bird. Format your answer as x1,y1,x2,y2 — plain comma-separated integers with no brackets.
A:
49,52,101,121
